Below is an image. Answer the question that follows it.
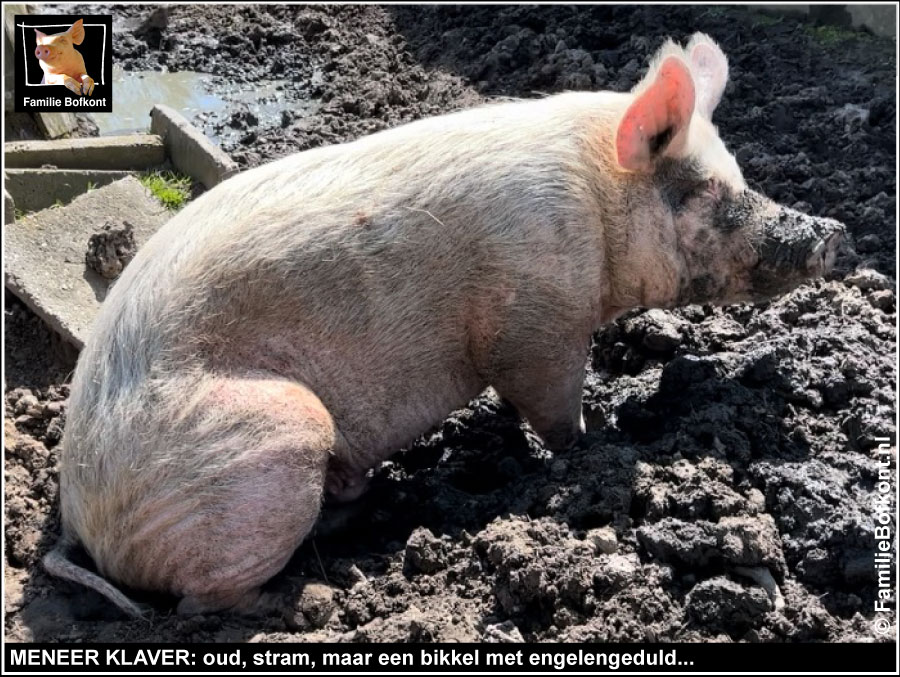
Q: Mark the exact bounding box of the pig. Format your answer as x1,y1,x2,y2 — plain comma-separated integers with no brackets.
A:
44,33,843,618
33,19,94,96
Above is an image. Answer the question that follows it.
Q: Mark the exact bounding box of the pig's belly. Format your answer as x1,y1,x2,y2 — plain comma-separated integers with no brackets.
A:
202,328,485,460
308,352,485,459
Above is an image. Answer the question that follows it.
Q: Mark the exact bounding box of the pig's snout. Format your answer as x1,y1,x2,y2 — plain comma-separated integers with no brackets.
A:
35,45,52,61
750,202,846,299
805,220,844,278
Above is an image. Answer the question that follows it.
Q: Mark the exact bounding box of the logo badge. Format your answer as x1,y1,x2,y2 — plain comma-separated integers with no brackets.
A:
13,14,113,113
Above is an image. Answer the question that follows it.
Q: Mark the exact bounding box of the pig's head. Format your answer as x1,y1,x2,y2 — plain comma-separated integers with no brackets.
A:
34,19,85,65
606,33,844,313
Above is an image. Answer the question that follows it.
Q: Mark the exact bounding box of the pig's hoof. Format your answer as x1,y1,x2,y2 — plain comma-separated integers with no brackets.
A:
324,464,370,504
542,428,582,454
64,81,81,96
82,78,94,96
317,502,366,536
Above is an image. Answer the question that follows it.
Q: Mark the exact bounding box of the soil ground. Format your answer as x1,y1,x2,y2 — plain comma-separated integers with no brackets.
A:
4,4,896,643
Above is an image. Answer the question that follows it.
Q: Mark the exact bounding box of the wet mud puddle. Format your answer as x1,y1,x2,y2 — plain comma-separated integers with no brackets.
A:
91,65,316,145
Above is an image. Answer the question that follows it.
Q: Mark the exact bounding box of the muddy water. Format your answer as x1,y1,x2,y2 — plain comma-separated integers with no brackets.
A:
91,65,303,144
91,66,218,135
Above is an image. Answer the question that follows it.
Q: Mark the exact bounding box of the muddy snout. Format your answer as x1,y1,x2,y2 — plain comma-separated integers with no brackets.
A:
751,206,846,297
804,216,845,277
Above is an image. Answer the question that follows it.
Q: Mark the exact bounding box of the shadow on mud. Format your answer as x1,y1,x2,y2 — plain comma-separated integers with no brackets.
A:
16,339,814,639
291,347,814,615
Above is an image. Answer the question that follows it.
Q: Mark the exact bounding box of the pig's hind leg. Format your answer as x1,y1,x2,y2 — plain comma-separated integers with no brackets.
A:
120,375,338,615
177,376,339,614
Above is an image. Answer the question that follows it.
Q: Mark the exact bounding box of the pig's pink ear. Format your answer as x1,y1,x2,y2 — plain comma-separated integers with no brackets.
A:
615,56,695,173
34,29,46,41
67,18,85,45
687,34,728,119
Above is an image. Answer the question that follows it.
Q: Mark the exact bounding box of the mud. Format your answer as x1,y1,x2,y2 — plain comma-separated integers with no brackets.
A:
84,221,136,279
4,4,896,643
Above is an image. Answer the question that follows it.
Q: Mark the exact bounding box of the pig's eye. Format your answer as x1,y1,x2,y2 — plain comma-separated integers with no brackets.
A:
666,178,718,214
689,178,719,202
673,180,712,209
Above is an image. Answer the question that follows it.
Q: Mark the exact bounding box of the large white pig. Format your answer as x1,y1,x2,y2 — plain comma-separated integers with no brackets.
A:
45,33,843,617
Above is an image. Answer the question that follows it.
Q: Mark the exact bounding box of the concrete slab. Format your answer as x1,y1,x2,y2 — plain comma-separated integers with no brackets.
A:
4,176,170,348
33,112,79,140
150,104,239,189
845,5,896,38
4,168,133,213
4,135,166,170
760,4,896,38
4,188,13,224
5,5,77,139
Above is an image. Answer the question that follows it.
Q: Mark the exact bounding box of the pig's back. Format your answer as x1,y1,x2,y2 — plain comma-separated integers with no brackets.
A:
70,92,622,452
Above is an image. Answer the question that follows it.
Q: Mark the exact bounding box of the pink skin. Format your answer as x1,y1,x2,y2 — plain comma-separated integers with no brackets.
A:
33,19,94,96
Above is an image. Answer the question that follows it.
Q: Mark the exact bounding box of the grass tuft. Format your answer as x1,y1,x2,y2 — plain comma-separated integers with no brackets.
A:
139,171,192,211
806,23,857,44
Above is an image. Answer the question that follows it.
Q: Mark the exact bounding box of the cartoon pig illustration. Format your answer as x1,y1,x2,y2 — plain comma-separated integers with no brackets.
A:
34,18,94,96
44,33,843,617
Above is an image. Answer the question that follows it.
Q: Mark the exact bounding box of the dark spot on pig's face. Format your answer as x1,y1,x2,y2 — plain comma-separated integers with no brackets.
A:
650,158,762,305
713,189,769,234
654,158,707,213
